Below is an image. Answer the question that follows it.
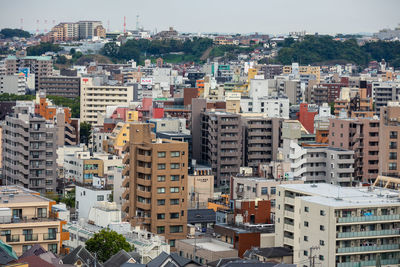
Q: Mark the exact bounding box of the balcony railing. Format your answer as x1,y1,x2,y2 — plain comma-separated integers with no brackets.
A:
24,234,38,242
337,244,400,254
337,229,400,238
0,216,59,224
337,258,399,267
6,234,20,242
43,233,57,240
337,214,400,223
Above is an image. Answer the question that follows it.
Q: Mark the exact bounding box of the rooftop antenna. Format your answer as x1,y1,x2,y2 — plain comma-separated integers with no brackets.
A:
136,14,139,30
123,16,126,34
20,18,23,30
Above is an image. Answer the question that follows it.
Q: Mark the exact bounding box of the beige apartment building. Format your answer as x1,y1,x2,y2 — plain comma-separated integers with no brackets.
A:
275,183,400,267
187,165,214,209
0,186,68,256
122,123,188,249
80,78,134,125
379,102,400,178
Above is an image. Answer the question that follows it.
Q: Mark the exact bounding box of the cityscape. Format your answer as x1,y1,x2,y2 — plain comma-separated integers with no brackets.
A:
1,1,400,267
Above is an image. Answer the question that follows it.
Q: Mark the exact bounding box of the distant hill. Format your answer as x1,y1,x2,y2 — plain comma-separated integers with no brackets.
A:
0,28,31,39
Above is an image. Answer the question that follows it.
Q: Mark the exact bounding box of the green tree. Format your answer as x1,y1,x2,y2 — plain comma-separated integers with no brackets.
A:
60,188,75,208
70,48,76,55
27,42,61,56
101,42,119,58
0,28,31,38
56,55,68,64
80,122,92,146
85,229,133,262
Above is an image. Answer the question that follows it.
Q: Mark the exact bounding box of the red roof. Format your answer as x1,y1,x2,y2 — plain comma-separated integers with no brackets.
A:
17,255,56,267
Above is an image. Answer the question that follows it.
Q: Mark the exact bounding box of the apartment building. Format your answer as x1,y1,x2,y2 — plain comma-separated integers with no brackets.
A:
329,117,380,183
122,123,188,249
240,95,289,119
78,21,102,39
38,76,81,98
2,105,58,193
278,80,302,105
80,78,134,125
46,22,79,42
240,114,282,172
372,81,400,116
275,183,400,267
5,55,53,89
281,121,355,185
379,102,400,178
0,185,68,256
187,165,214,209
64,151,104,184
262,65,283,79
0,74,26,95
199,111,242,188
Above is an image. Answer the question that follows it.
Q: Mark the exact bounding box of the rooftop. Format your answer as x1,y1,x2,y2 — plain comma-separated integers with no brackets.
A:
280,183,400,207
178,238,235,252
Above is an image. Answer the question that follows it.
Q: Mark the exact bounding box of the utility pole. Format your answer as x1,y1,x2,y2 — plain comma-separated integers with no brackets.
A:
309,246,320,267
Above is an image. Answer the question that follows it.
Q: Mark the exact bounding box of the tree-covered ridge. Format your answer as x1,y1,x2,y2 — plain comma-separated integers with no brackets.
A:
27,42,62,56
277,36,400,68
0,28,31,39
101,37,214,63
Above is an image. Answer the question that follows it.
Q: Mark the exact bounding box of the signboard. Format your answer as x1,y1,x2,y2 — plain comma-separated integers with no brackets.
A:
141,78,153,85
18,67,30,78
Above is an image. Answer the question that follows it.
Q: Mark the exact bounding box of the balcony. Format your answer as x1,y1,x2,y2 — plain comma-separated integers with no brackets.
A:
24,234,39,242
284,210,294,218
122,155,130,164
122,167,129,177
284,197,295,205
43,233,57,240
283,237,294,246
336,244,400,254
122,177,130,188
0,216,59,225
337,258,400,267
337,229,400,239
6,235,20,243
137,166,152,175
122,190,129,200
337,214,400,224
284,224,294,232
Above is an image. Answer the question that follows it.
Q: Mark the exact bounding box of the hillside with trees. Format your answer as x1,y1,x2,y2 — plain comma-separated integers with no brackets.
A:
277,36,400,68
0,28,31,39
27,42,62,56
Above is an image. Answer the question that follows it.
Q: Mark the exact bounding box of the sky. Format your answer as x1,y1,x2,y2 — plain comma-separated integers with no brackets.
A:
1,0,399,35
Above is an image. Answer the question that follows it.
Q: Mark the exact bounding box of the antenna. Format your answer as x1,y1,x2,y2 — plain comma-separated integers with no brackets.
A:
123,16,126,34
20,18,23,30
136,14,139,31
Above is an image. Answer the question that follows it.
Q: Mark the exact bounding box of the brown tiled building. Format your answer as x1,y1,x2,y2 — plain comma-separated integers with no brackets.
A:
379,102,400,178
328,117,379,183
38,76,81,98
122,123,188,249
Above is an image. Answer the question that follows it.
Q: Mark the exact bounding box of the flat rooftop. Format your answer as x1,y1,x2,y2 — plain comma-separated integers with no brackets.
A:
279,183,400,207
179,238,235,252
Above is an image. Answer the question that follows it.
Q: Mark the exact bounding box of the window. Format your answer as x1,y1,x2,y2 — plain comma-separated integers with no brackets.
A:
320,210,326,216
158,152,166,158
320,240,325,246
170,163,180,169
304,221,309,227
157,213,165,219
389,152,397,160
320,225,325,231
304,251,308,256
304,236,308,241
157,199,165,206
37,208,47,218
22,245,33,253
304,207,309,212
1,230,10,236
390,131,398,139
389,162,397,170
170,225,183,233
157,175,166,182
171,151,180,157
171,175,180,181
157,226,165,234
157,164,166,170
157,187,166,194
170,187,179,193
169,239,176,247
170,213,179,219
390,142,397,149
170,199,179,205
270,187,276,195
97,195,104,201
319,255,324,261
261,187,268,195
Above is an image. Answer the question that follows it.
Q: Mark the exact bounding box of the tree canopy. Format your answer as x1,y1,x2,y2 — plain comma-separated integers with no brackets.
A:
80,122,92,146
101,37,214,63
0,28,31,39
85,229,133,262
276,35,400,68
27,42,62,56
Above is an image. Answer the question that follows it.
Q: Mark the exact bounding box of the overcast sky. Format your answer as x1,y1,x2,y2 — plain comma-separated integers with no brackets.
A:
1,0,399,35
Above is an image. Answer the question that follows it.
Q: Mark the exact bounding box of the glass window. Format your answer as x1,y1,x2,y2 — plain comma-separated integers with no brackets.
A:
97,195,104,201
171,175,179,181
158,164,166,170
170,187,179,193
389,162,397,170
170,213,179,219
270,187,276,195
320,210,326,216
304,236,308,241
170,199,179,205
320,240,325,246
157,175,166,182
158,152,166,158
157,213,165,219
170,225,183,233
157,226,165,234
157,199,165,206
304,207,309,212
320,225,325,231
169,239,176,247
157,187,166,194
171,151,180,157
170,163,180,169
261,187,268,195
304,221,309,227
